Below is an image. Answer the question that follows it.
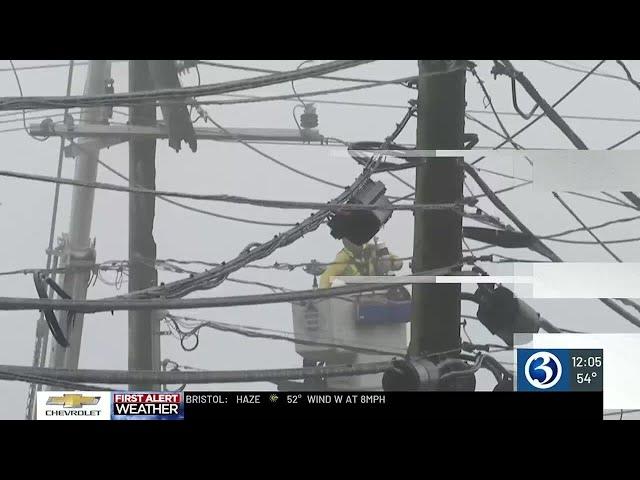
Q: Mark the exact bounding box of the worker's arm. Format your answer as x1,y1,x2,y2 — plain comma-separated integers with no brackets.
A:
388,253,403,271
319,250,351,288
378,252,403,273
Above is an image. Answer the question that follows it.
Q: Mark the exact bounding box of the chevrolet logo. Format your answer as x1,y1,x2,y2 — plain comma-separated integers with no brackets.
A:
47,394,100,408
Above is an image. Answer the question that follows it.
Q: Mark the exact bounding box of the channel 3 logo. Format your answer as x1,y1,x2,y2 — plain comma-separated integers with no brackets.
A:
517,349,569,392
525,351,562,389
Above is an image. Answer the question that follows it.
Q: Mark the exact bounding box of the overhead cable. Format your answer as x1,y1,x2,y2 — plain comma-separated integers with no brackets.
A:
0,60,374,111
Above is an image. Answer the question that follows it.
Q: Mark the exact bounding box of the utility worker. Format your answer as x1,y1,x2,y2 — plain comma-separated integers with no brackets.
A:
319,237,403,289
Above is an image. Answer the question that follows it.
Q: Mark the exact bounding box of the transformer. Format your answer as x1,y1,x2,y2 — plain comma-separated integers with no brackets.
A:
327,180,393,245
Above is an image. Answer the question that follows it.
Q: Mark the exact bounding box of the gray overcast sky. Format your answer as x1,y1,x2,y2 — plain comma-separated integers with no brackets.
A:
2,60,640,419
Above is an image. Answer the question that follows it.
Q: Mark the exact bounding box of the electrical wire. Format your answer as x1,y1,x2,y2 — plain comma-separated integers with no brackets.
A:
8,61,49,142
26,60,76,420
615,60,640,91
565,191,639,211
608,128,640,149
199,60,409,85
540,236,640,245
194,105,346,189
542,213,640,239
0,362,394,385
0,370,112,391
0,60,374,111
0,61,90,73
216,90,640,124
97,158,296,227
0,264,463,313
471,60,607,166
501,60,540,120
475,62,640,327
601,192,638,209
552,192,623,261
165,313,405,357
470,67,523,151
0,168,462,212
465,160,640,327
539,60,629,81
199,66,469,108
107,153,386,300
291,60,313,106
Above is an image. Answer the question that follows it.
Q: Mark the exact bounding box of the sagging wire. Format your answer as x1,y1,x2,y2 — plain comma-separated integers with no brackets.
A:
616,60,640,92
8,60,50,142
471,60,607,167
95,156,296,227
496,60,540,120
439,353,513,385
470,66,526,152
194,104,346,189
161,359,186,392
164,312,406,356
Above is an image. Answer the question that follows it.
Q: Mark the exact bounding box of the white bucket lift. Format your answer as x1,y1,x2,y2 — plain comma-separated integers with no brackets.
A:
291,291,410,390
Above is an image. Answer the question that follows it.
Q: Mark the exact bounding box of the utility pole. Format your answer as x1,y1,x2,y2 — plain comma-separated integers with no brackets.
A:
48,60,112,373
409,60,466,359
128,60,160,391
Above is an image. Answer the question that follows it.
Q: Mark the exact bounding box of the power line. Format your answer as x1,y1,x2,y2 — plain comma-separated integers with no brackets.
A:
542,236,640,245
0,60,374,111
601,192,638,209
542,213,640,239
552,192,623,261
217,90,640,124
0,61,89,73
0,264,461,313
0,369,112,391
165,313,405,357
608,128,640,149
25,61,76,421
565,191,639,211
465,160,640,327
0,343,475,386
194,105,346,189
471,60,607,166
200,65,470,107
0,361,393,385
110,155,386,300
7,61,49,142
0,64,471,114
97,158,296,227
198,60,408,85
470,68,522,151
0,168,462,212
539,60,629,82
481,61,640,326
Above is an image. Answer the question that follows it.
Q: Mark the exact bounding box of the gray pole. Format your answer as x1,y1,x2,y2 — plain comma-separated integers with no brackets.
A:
48,60,111,372
409,61,466,358
128,60,160,391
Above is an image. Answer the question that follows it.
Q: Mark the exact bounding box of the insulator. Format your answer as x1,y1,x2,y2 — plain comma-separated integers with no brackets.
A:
300,104,318,129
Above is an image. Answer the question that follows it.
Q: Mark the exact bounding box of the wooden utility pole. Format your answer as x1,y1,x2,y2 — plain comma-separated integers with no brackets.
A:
128,60,160,390
409,60,466,358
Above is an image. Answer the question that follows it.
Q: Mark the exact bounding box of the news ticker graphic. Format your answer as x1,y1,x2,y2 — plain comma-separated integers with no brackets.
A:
35,391,386,420
34,390,603,419
36,391,184,420
515,349,603,392
36,391,111,420
515,333,640,409
112,392,184,420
